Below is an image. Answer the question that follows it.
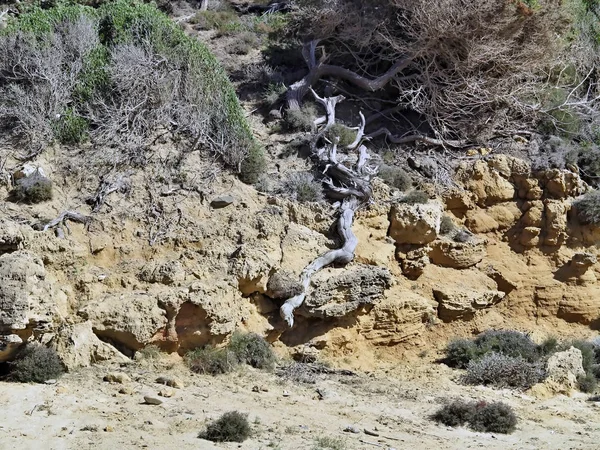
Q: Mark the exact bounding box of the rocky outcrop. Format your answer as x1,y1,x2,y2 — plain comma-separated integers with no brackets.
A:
429,238,486,269
79,293,167,351
389,202,442,245
139,260,186,285
433,286,505,321
0,251,66,360
544,346,585,394
297,265,392,320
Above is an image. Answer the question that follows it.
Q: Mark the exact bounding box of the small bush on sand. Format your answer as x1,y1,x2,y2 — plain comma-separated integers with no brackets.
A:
432,399,517,434
325,123,357,147
186,347,238,375
199,411,251,442
468,401,518,434
285,104,317,131
473,330,541,363
228,331,276,370
9,344,64,383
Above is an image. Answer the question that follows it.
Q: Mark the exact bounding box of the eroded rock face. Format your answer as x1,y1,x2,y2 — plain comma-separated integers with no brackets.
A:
266,271,303,299
389,202,442,245
433,286,505,321
360,288,435,345
429,238,486,269
297,265,392,320
78,293,167,351
545,347,585,393
139,260,186,285
52,322,129,370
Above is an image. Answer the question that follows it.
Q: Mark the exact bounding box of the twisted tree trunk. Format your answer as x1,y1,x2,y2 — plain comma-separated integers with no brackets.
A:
280,90,378,327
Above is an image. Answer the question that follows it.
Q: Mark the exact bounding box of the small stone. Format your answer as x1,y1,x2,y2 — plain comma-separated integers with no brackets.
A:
44,379,57,385
252,385,260,392
143,395,163,405
282,390,291,397
155,376,184,389
56,387,68,394
104,372,131,384
210,195,235,208
119,387,133,395
343,425,360,434
104,426,114,432
158,389,174,398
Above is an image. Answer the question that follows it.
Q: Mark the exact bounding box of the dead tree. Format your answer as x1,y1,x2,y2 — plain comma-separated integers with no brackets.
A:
280,89,379,327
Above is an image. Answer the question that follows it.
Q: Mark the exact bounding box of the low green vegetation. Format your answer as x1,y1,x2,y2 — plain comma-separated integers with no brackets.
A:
432,399,517,434
574,190,600,225
9,344,65,383
445,330,600,393
199,411,251,443
11,172,53,204
398,190,429,204
186,331,276,375
378,165,412,191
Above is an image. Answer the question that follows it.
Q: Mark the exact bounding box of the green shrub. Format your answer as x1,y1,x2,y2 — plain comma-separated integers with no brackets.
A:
281,171,324,202
439,215,456,235
444,338,479,369
285,104,317,131
539,336,559,356
228,331,276,370
325,123,357,147
263,82,287,106
200,411,251,442
398,190,429,204
463,352,546,390
9,344,65,383
578,373,598,393
473,330,540,363
240,144,267,184
574,191,600,225
11,172,53,204
53,108,88,144
378,165,412,190
468,401,518,434
431,400,475,427
190,9,241,33
431,399,517,434
186,347,238,375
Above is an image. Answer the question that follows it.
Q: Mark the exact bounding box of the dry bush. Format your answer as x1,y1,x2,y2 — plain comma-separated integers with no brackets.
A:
0,2,261,179
462,352,546,390
281,171,325,202
574,190,600,225
285,0,600,142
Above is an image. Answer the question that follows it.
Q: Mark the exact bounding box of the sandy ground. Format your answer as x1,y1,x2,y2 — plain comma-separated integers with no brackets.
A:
1,355,599,450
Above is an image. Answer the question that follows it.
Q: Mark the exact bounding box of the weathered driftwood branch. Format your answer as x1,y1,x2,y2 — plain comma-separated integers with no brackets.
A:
286,40,411,111
43,211,91,234
280,91,378,327
366,127,467,148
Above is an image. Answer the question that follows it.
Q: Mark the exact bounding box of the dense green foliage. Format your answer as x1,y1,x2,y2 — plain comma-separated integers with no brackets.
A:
574,191,600,225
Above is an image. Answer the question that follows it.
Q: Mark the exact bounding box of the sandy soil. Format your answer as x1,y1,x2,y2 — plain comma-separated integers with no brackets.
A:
1,355,599,450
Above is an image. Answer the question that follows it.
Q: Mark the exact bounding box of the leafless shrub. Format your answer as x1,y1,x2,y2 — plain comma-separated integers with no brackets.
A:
286,0,599,143
462,352,546,390
281,171,324,202
0,16,99,154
